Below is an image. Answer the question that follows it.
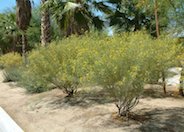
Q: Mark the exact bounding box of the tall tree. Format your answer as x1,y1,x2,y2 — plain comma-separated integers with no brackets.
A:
139,0,173,37
0,12,19,53
108,0,155,34
154,0,159,37
109,0,171,36
16,0,32,63
43,0,112,37
41,0,51,46
167,0,184,34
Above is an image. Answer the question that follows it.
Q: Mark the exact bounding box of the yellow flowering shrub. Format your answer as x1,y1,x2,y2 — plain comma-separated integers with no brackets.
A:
0,52,23,82
0,52,22,68
21,32,182,114
87,32,182,116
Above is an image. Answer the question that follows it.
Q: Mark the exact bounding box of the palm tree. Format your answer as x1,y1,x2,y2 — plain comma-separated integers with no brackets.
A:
107,0,157,34
41,0,51,46
108,0,172,36
43,0,112,37
0,12,19,53
16,0,32,64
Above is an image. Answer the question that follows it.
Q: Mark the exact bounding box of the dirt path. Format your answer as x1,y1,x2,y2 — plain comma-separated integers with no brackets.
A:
0,71,183,132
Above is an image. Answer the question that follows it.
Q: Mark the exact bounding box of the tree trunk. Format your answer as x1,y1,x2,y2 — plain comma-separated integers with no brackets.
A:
16,0,31,63
76,0,82,3
41,0,51,47
12,35,16,52
179,88,184,96
154,0,160,38
16,0,32,31
179,72,184,96
162,72,167,94
22,32,27,64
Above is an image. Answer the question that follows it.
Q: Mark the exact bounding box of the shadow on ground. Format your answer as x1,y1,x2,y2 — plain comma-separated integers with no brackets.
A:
143,84,180,98
28,88,115,110
49,89,115,109
99,106,184,132
138,107,184,132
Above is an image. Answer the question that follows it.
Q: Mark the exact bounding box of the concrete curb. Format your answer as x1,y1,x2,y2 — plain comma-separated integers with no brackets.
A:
0,107,24,132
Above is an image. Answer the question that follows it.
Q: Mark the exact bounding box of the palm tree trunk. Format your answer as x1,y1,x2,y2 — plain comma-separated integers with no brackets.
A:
41,0,51,47
22,31,27,64
12,34,16,52
16,0,31,64
154,0,160,38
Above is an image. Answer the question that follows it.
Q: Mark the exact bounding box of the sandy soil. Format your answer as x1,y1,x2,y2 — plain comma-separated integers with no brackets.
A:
0,71,184,132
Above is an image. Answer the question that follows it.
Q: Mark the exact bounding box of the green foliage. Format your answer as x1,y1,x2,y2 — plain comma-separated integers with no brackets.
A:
20,67,47,93
0,8,41,53
109,0,154,33
20,32,181,115
0,11,19,53
0,52,22,68
21,38,85,94
86,32,149,116
0,52,23,82
167,0,184,33
3,67,22,82
43,0,111,36
26,7,41,48
76,32,180,116
145,36,182,83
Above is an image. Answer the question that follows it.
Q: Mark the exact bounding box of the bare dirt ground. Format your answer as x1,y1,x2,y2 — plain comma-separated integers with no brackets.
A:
0,71,184,132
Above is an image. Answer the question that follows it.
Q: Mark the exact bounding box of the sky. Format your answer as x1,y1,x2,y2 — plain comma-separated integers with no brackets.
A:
0,0,40,12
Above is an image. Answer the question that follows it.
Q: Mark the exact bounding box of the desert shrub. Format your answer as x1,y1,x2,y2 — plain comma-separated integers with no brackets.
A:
21,35,98,95
86,32,182,116
89,32,152,116
2,67,22,82
143,37,182,93
0,52,23,82
0,52,22,68
21,32,181,116
20,47,62,93
20,68,47,93
21,33,107,94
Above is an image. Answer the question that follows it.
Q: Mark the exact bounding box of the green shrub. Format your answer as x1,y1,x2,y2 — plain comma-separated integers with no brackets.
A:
20,68,47,93
22,38,89,94
89,32,151,116
0,52,22,68
3,67,22,82
21,32,181,116
84,32,181,116
143,36,182,94
0,52,23,82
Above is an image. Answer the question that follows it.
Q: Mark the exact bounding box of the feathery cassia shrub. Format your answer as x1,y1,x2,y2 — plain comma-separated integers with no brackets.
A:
21,32,182,116
0,52,23,82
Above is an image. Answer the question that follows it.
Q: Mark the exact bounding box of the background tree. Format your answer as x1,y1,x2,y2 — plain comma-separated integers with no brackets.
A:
106,0,155,35
167,0,184,36
41,0,51,46
43,0,112,37
16,0,32,63
0,12,19,53
27,7,41,48
108,0,173,37
154,0,159,37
